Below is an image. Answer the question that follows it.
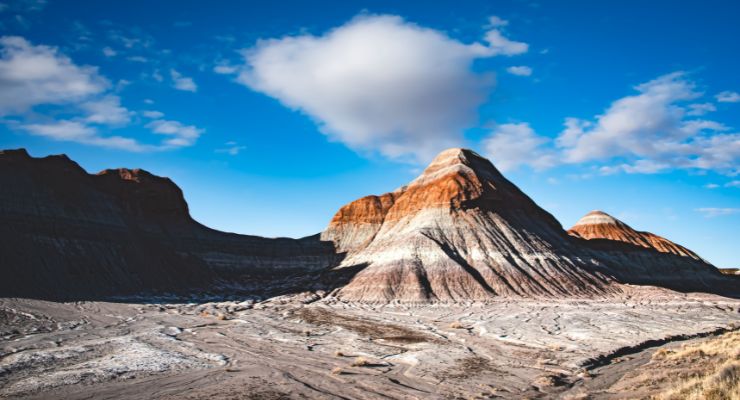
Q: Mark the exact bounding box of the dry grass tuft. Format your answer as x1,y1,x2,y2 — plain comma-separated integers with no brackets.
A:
534,375,558,387
547,344,565,351
331,367,343,375
216,313,227,321
351,356,371,367
449,321,465,329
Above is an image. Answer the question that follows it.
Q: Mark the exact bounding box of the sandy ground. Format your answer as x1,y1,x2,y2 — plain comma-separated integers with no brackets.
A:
1,287,738,399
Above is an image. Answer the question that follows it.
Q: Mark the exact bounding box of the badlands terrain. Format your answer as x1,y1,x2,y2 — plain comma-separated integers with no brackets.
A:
0,148,738,399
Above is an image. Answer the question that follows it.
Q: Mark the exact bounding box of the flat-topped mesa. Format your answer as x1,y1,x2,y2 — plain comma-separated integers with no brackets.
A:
568,210,702,260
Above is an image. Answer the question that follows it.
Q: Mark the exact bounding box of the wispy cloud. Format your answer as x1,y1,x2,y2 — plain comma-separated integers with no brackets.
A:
126,55,148,63
1,36,204,152
145,119,204,147
141,110,164,119
21,120,152,152
216,141,246,155
102,46,117,57
0,36,108,114
482,123,555,171
695,207,740,218
170,69,197,92
686,102,716,116
506,65,532,76
476,73,740,176
80,95,132,126
716,91,740,103
213,64,238,74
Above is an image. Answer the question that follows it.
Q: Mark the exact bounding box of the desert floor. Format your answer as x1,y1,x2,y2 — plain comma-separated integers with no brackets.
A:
1,287,738,399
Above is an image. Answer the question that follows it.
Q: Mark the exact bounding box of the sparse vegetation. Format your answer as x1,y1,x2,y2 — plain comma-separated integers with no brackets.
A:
331,367,343,375
351,356,371,367
650,331,740,400
449,321,465,329
534,375,558,387
334,351,344,357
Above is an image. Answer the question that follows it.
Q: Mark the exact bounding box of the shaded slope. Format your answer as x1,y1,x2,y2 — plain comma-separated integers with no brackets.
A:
0,149,336,300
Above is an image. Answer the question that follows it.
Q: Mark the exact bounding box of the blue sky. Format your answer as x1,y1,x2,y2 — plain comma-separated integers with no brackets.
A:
1,0,739,267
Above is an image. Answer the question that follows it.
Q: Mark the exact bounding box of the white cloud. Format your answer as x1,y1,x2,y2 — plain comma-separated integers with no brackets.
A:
2,36,204,152
141,110,164,119
80,95,132,126
482,123,556,171
151,70,164,82
599,159,670,175
170,69,197,92
695,207,740,218
725,180,740,188
237,14,528,161
555,72,740,175
559,72,701,163
704,183,720,189
506,65,532,76
21,120,150,151
0,36,108,114
102,46,116,57
716,91,740,103
481,29,528,56
126,55,148,63
686,102,716,116
476,72,740,176
216,141,246,155
145,119,204,147
214,64,237,74
487,16,509,28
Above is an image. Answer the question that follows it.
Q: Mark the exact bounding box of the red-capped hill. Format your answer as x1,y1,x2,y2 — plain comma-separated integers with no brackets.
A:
568,211,702,260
